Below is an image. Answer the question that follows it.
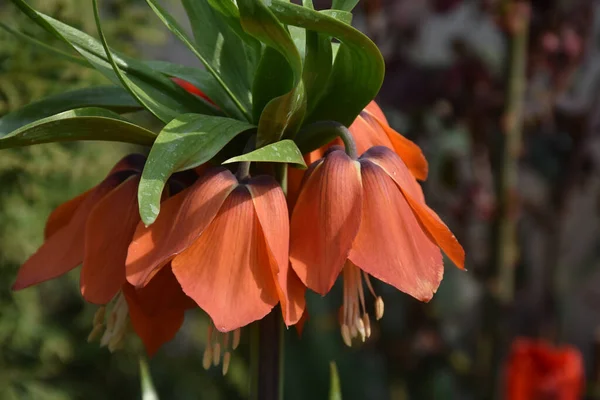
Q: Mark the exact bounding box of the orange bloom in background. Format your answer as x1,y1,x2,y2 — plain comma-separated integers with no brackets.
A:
505,338,584,400
290,145,464,344
12,154,194,356
172,77,214,104
126,167,306,333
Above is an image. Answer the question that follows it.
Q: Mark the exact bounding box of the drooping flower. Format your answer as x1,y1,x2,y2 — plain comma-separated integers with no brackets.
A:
290,145,464,345
505,338,584,400
126,167,306,333
12,154,194,355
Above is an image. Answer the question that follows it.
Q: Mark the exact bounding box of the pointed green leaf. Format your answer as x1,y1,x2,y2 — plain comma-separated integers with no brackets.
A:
139,114,254,225
329,362,342,400
303,30,333,115
145,0,251,121
223,139,306,168
182,0,261,108
332,0,360,12
0,108,156,149
93,0,191,123
0,86,142,136
238,0,306,145
269,1,384,127
10,0,217,120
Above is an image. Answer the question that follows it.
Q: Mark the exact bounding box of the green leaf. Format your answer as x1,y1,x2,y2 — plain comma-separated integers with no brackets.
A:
93,0,186,123
303,30,333,115
223,139,306,168
139,358,159,400
252,48,295,123
0,86,142,136
146,0,252,121
332,0,360,12
10,0,217,120
321,9,353,25
329,362,342,400
183,0,261,105
238,0,305,145
269,1,384,127
0,108,156,149
139,114,254,225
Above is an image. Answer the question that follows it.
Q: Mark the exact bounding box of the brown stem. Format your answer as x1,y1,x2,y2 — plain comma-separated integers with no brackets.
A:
257,309,282,400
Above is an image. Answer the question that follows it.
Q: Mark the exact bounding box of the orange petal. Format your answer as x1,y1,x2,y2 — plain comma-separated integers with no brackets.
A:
12,172,128,291
123,267,190,357
364,147,465,270
81,176,140,304
349,112,394,155
171,186,279,332
364,101,387,123
349,161,443,301
361,111,429,181
248,176,306,326
289,150,362,295
44,189,92,239
126,168,237,287
295,309,309,337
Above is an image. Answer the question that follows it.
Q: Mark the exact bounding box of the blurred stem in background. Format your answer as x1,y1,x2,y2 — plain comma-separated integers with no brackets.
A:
479,1,530,398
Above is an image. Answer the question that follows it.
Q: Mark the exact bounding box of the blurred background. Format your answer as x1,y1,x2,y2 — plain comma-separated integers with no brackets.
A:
1,0,599,398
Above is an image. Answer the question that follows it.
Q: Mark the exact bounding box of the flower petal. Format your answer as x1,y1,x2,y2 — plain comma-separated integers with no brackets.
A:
290,150,362,295
365,101,387,122
349,161,443,301
81,176,140,304
349,113,394,155
126,168,237,287
364,147,465,270
361,111,429,181
248,176,305,326
12,172,128,290
171,186,279,332
123,267,190,357
44,189,92,239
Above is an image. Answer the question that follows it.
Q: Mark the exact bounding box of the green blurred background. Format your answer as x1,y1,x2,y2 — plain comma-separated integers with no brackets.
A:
3,0,600,399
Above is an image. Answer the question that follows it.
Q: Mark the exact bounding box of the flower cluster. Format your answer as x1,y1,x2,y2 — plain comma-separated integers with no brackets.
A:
12,90,464,367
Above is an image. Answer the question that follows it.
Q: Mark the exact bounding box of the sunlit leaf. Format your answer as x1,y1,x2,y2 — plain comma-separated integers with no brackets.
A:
329,361,342,400
239,0,306,145
0,107,156,149
269,1,384,127
138,114,254,225
146,0,252,121
0,86,141,136
223,139,306,168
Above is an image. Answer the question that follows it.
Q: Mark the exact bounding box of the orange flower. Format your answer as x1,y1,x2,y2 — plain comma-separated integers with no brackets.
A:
126,167,305,333
12,154,194,356
290,145,464,344
505,338,584,400
172,77,214,105
288,101,428,207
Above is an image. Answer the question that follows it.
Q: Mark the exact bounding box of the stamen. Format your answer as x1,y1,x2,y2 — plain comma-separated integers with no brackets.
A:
222,352,231,376
339,261,384,346
202,347,212,370
375,296,385,320
212,342,221,366
88,292,131,353
232,328,241,350
203,321,240,375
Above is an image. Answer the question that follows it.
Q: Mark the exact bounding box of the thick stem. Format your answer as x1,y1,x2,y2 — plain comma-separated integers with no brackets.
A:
256,310,282,400
295,121,358,159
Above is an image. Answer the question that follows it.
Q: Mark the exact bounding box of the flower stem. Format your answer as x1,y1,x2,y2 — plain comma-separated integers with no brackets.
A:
295,121,358,159
256,309,283,400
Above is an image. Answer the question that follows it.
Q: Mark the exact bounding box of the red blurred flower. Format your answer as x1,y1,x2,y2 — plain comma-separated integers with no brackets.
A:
172,77,214,104
505,338,585,400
